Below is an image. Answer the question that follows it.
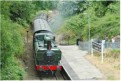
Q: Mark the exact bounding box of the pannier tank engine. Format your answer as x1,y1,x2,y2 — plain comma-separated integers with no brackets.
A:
33,18,62,74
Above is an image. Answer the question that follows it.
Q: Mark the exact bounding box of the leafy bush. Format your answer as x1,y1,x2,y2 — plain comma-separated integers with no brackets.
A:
1,57,25,80
57,1,119,44
1,16,25,80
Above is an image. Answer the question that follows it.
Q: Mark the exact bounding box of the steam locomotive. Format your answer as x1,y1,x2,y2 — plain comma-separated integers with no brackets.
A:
33,16,62,74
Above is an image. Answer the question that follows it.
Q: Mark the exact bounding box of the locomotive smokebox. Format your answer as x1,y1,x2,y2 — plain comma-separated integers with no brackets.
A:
46,50,54,56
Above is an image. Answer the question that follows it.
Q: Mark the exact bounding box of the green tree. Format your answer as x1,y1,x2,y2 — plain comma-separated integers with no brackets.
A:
57,1,119,43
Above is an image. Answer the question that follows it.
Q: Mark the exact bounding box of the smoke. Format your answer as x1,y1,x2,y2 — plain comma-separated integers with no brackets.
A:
48,1,83,33
48,10,64,33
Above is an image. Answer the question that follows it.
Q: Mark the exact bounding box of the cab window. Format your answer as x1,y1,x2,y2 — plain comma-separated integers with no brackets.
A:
36,35,44,41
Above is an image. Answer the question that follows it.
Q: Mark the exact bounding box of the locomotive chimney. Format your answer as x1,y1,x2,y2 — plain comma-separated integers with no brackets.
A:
47,41,52,50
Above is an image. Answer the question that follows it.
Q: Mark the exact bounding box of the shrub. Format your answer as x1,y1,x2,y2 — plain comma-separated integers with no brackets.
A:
1,16,25,80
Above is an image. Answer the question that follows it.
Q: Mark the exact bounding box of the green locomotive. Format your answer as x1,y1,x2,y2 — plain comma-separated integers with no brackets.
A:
33,18,62,73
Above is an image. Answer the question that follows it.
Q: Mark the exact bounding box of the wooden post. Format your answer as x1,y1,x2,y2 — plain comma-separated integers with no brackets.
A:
101,40,105,63
27,31,29,43
91,39,93,57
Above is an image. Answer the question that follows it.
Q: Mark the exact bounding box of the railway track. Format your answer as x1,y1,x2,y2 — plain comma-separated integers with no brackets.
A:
39,67,71,80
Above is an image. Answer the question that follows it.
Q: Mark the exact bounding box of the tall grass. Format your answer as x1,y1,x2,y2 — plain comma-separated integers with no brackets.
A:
1,16,25,80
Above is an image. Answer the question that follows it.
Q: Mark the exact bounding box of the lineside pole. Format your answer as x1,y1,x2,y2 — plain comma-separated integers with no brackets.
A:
101,40,105,63
91,39,93,57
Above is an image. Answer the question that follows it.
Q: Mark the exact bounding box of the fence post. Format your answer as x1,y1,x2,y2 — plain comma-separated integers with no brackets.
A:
101,40,105,63
91,39,93,57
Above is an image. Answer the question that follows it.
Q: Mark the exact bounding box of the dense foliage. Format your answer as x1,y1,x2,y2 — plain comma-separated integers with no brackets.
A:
1,1,57,80
57,1,120,44
1,16,25,80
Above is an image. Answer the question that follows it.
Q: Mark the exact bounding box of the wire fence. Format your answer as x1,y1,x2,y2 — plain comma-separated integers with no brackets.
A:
105,42,120,49
78,41,120,52
78,41,90,51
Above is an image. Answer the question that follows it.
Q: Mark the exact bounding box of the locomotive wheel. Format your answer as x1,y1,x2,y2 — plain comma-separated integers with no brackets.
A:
51,71,56,76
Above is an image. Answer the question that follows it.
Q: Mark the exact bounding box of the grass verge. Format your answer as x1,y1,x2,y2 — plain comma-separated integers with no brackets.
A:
85,49,120,80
